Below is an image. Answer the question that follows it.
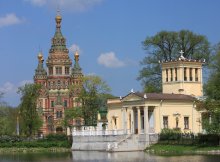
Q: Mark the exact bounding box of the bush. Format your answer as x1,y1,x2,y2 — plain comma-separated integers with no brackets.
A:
45,133,68,141
0,141,71,148
0,134,72,148
0,135,24,143
198,134,219,146
160,128,181,141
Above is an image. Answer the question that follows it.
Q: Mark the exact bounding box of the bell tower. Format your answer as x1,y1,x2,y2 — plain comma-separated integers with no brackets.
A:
161,50,204,97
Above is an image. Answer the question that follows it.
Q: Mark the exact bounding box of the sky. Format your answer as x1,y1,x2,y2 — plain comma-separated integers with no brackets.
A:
0,0,220,106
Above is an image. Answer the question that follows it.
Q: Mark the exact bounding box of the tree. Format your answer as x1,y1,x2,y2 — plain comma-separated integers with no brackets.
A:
17,83,43,137
198,43,220,139
0,92,18,135
138,30,210,92
63,107,82,130
204,43,220,100
0,105,18,135
76,75,111,126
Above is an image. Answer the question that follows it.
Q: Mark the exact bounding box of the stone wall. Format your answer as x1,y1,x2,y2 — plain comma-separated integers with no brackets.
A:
72,134,158,151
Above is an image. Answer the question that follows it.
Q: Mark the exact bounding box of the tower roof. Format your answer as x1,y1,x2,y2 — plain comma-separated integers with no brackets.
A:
72,50,82,75
34,51,47,79
49,12,68,53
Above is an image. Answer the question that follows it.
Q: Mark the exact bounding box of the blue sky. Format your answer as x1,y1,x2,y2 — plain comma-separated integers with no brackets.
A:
0,0,220,106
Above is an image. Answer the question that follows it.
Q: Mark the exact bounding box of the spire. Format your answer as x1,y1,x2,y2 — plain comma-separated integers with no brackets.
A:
49,10,68,53
72,50,82,75
34,51,47,79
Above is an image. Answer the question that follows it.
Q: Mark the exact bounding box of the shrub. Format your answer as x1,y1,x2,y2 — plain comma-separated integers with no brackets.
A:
45,133,68,141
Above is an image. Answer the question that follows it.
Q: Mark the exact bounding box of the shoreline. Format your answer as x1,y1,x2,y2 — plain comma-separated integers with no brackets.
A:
0,147,71,153
146,144,220,155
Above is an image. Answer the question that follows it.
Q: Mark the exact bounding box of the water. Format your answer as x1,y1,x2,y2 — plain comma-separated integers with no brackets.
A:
0,151,220,162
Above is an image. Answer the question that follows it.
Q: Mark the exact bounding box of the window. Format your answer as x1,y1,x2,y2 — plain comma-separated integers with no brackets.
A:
64,100,67,107
170,68,173,81
166,69,168,82
163,116,168,128
184,117,189,129
51,101,54,107
184,67,187,81
175,68,178,81
189,68,193,81
65,67,69,75
56,111,62,118
195,68,198,81
56,67,62,75
49,67,53,75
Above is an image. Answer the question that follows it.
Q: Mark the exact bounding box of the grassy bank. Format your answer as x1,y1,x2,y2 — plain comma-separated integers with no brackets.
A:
0,147,71,153
146,144,220,154
0,134,72,153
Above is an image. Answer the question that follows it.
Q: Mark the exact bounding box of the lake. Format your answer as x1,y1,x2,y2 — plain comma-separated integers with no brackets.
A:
0,151,220,162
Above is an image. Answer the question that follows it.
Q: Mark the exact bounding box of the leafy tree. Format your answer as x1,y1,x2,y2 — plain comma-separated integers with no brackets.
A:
17,83,43,137
0,105,18,135
63,107,82,130
197,44,220,144
204,43,220,99
138,30,210,92
76,75,111,126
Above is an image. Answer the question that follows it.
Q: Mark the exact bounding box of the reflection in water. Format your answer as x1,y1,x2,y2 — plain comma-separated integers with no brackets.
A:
0,151,219,162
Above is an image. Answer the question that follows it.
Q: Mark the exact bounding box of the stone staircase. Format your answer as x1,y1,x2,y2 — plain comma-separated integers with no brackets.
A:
106,134,149,152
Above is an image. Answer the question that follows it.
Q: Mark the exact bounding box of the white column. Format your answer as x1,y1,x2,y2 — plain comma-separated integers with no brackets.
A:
144,106,149,134
138,108,141,134
144,106,149,145
131,108,134,134
124,108,127,134
122,107,126,134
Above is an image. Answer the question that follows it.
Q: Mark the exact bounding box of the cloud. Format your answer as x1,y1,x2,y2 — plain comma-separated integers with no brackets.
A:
0,82,16,94
0,13,24,28
25,0,103,12
97,52,125,68
18,80,33,87
24,0,46,6
69,44,81,54
0,80,33,94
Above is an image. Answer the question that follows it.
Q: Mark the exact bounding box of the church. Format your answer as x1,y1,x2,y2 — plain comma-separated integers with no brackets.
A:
34,14,83,136
107,53,204,134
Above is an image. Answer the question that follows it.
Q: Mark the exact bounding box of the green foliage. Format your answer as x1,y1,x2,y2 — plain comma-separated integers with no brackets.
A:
45,133,68,141
63,107,82,128
77,75,111,126
0,134,71,148
0,141,70,148
0,105,18,135
199,44,220,136
159,129,219,146
197,100,220,135
160,128,182,141
17,83,43,137
204,44,220,99
147,144,220,154
138,30,210,92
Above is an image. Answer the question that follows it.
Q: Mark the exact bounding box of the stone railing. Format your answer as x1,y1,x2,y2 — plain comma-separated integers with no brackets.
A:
72,127,131,136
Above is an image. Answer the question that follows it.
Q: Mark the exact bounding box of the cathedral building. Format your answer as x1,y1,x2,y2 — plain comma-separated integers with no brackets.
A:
34,14,83,136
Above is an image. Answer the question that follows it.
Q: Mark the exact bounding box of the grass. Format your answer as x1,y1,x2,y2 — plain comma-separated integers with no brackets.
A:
146,144,220,154
0,147,71,153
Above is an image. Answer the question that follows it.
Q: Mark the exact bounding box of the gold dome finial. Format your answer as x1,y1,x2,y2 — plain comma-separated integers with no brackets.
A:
38,51,44,62
55,8,62,26
74,50,79,61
